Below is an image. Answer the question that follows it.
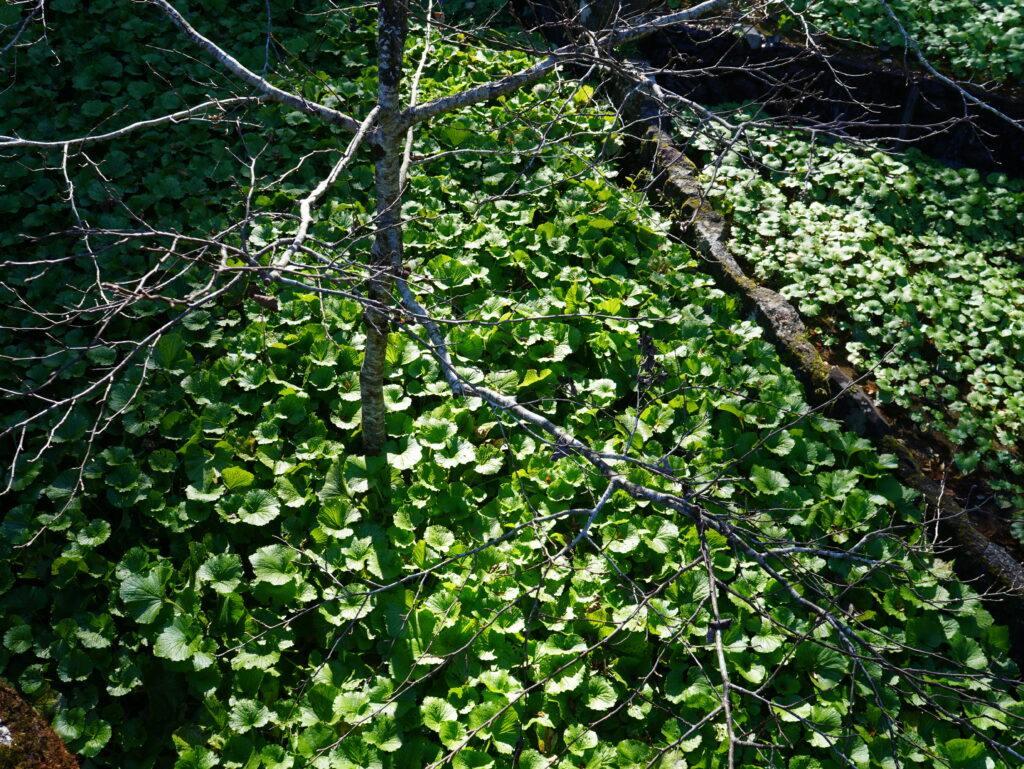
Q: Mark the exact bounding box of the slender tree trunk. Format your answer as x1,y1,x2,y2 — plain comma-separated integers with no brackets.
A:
360,0,409,455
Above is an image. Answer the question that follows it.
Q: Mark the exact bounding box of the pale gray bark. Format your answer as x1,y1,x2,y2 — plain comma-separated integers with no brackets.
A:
360,0,409,455
147,0,365,134
269,106,381,280
356,0,731,454
0,97,255,149
405,0,731,126
135,0,744,458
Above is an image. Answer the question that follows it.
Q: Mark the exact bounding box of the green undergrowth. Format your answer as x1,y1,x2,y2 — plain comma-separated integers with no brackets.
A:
696,118,1024,538
767,0,1024,82
2,4,1024,769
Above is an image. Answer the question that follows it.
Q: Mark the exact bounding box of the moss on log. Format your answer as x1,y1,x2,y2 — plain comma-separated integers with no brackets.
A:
621,112,1024,596
0,680,78,769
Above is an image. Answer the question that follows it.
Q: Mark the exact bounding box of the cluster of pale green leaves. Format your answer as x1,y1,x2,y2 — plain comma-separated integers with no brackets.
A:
698,123,1024,538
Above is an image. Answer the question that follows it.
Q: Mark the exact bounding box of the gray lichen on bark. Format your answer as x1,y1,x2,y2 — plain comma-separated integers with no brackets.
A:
360,0,409,455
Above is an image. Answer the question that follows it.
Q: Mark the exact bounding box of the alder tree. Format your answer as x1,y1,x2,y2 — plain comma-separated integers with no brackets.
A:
1,1,1023,767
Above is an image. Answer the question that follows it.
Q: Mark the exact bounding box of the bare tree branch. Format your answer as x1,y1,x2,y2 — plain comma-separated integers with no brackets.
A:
405,0,732,125
145,0,367,134
0,97,256,148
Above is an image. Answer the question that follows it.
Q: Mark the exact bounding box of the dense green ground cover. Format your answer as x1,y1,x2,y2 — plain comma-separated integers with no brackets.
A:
775,0,1024,82
697,124,1024,537
2,2,1024,768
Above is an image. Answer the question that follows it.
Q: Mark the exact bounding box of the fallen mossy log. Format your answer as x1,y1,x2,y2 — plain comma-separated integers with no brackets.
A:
620,114,1024,598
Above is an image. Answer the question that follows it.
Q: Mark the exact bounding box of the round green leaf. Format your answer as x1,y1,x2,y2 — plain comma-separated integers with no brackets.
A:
238,489,281,525
197,553,244,594
586,676,617,710
119,569,165,624
421,697,458,731
250,544,296,585
222,466,255,491
228,698,271,734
